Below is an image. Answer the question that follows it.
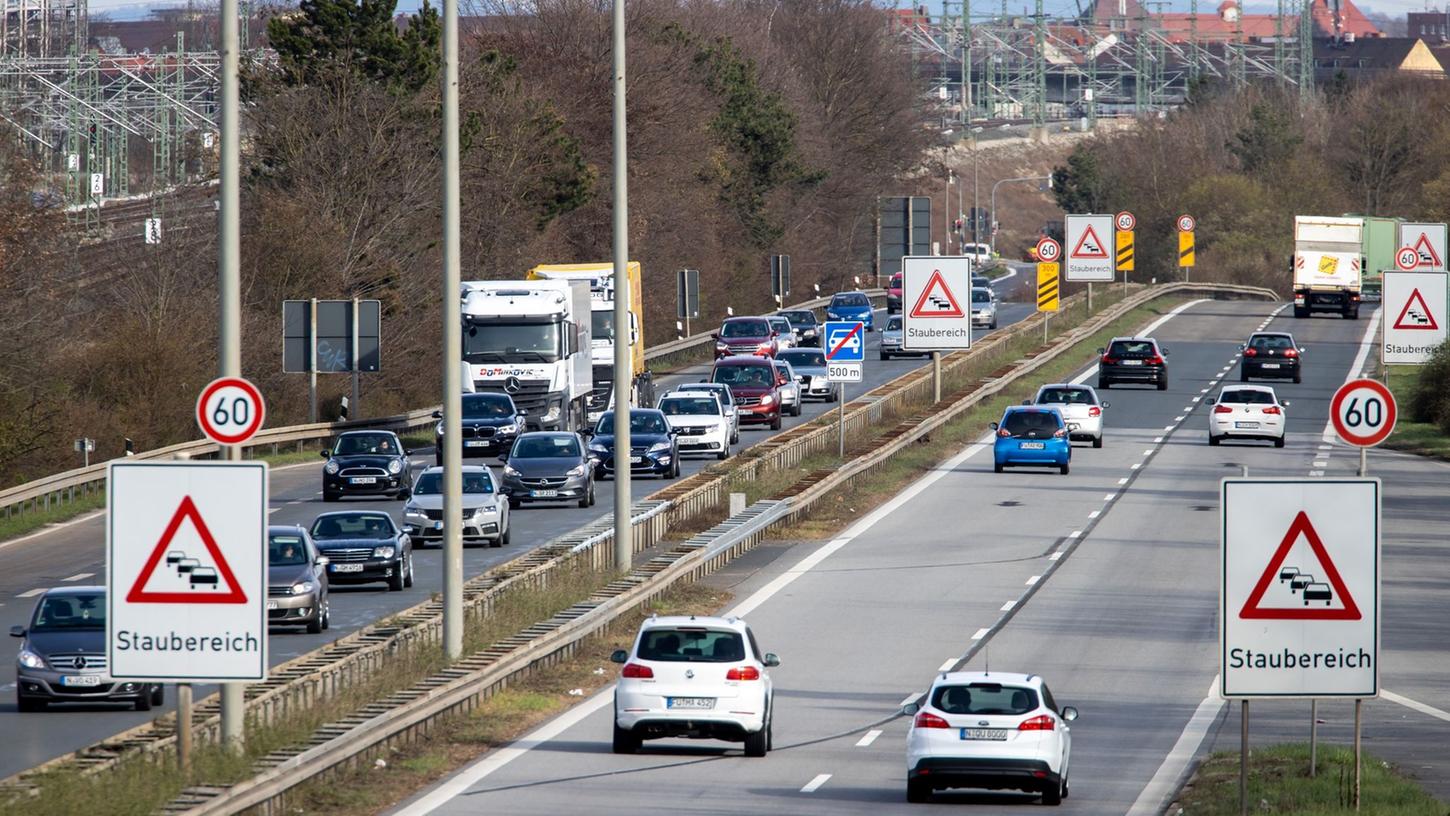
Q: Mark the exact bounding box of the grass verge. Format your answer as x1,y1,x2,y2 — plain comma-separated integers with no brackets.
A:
0,492,104,544
1383,367,1450,461
1176,744,1446,815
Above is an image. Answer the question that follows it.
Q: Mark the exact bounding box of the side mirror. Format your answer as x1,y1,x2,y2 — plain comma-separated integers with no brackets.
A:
319,449,331,459
1238,344,1246,351
1282,400,1292,408
315,556,330,567
1100,401,1110,409
1162,348,1171,356
9,625,25,638
1096,347,1105,355
711,333,721,341
1021,399,1033,406
1206,398,1216,405
901,702,920,716
668,428,681,436
763,653,781,668
989,421,999,430
517,408,528,416
1298,347,1307,354
610,649,629,664
580,428,593,438
431,410,443,419
1061,706,1079,722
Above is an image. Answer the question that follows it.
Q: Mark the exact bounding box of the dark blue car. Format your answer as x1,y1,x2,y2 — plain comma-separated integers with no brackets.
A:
992,406,1071,475
826,291,875,332
588,409,680,479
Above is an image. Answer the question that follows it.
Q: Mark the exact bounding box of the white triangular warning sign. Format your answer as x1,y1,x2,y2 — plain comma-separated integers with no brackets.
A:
1070,225,1109,259
909,269,966,318
1412,233,1443,268
1240,511,1361,621
1392,288,1440,331
126,496,249,604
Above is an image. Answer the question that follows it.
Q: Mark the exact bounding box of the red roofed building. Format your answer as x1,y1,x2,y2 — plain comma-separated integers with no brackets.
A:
1083,0,1381,42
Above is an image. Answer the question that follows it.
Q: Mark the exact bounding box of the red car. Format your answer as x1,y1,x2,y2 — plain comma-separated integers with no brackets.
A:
887,272,903,314
713,316,780,360
710,356,787,430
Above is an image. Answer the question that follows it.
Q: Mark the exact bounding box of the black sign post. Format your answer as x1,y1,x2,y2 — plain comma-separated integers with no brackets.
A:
676,268,700,337
283,299,382,421
770,255,791,304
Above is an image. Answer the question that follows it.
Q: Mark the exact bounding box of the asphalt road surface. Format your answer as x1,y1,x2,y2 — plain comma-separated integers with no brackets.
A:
0,274,1033,779
386,299,1450,815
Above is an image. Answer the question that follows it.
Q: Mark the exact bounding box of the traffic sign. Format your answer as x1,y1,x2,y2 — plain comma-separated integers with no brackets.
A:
1064,214,1113,282
1035,237,1061,263
1178,230,1196,268
1037,262,1060,312
823,321,866,363
1221,478,1379,699
1177,213,1196,232
1395,247,1419,271
1396,222,1447,272
1330,379,1397,447
1115,211,1136,232
827,362,863,383
1115,228,1134,273
196,377,266,446
107,461,269,682
901,256,973,351
1383,272,1447,365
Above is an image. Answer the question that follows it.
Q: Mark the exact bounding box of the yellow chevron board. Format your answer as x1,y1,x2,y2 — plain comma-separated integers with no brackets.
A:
1037,262,1060,312
1115,229,1134,272
1179,231,1196,268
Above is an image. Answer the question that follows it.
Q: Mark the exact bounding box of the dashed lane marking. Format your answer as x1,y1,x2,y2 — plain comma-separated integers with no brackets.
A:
17,588,46,598
971,627,990,639
856,730,883,748
62,573,93,582
938,658,957,672
1025,576,1040,586
1000,600,1017,611
801,774,832,793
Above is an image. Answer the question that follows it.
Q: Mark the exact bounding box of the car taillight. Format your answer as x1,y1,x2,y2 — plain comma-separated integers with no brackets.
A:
1263,406,1282,415
914,711,951,729
1244,348,1257,357
1053,428,1067,438
1214,405,1234,414
1282,349,1298,358
1101,356,1118,365
621,663,654,679
1019,714,1056,731
996,428,1011,437
1088,406,1102,417
1148,355,1165,365
726,666,760,681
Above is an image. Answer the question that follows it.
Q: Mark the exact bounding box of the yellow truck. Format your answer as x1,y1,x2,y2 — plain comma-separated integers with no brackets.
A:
527,263,653,421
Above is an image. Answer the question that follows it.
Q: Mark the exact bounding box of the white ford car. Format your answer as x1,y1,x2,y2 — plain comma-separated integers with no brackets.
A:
658,393,732,460
905,671,1077,805
1030,383,1108,448
611,615,779,756
1207,385,1288,447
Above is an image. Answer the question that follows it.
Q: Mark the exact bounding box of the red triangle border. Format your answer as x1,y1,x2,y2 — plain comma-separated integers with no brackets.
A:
125,495,249,604
1239,511,1361,621
909,269,967,318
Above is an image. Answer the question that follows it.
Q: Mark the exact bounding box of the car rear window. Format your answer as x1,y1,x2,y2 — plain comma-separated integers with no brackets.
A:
1250,335,1295,350
933,683,1038,715
637,628,746,662
1219,389,1276,405
1109,340,1156,357
1002,410,1063,437
1037,387,1095,405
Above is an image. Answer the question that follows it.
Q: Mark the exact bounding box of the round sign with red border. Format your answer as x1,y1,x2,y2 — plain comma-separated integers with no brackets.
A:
1396,246,1419,271
196,377,266,446
1330,378,1396,448
1036,237,1062,263
1115,211,1136,232
1177,214,1196,232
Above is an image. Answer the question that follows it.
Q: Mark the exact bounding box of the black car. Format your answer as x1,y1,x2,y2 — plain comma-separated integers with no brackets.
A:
1097,336,1169,391
308,511,414,591
11,587,163,712
501,432,596,508
588,409,680,479
1241,332,1304,383
434,392,526,465
321,430,412,502
776,309,821,347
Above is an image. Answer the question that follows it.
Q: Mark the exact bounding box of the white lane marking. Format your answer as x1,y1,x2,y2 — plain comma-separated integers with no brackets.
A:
1382,690,1450,724
1154,436,1164,443
1131,463,1142,471
1200,388,1210,393
1103,493,1116,501
62,573,93,582
801,774,832,793
1025,575,1040,586
1321,308,1383,444
856,730,883,747
1174,416,1186,422
938,658,957,672
1142,449,1155,457
1191,396,1201,403
1088,510,1101,519
1047,552,1063,561
1313,461,1328,468
971,627,990,639
1309,471,1325,477
1318,444,1333,450
17,588,46,598
900,693,920,706
1118,478,1129,485
0,510,106,553
1000,600,1017,611
1067,530,1082,539
1164,425,1175,431
1126,676,1226,816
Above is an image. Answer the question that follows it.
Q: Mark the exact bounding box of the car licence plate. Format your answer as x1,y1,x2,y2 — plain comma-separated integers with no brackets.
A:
267,600,280,610
331,563,365,573
1121,359,1143,366
465,440,489,448
961,728,1008,741
630,456,644,464
667,697,715,710
1020,441,1045,450
1260,363,1281,369
532,489,558,498
61,675,103,687
350,476,377,485
1235,421,1260,429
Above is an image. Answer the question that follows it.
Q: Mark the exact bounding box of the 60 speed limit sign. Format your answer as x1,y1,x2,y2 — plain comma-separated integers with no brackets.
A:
1330,378,1396,447
196,377,266,445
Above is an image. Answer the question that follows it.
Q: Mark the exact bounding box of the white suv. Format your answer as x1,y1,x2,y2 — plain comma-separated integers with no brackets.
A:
610,615,779,756
905,671,1077,804
658,392,732,460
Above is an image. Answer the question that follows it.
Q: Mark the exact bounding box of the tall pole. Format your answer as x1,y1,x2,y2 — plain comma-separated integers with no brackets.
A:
612,0,633,573
440,0,464,661
218,0,245,752
972,132,980,246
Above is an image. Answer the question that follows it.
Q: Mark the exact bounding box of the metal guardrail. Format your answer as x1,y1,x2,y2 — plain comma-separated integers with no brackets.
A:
642,289,886,362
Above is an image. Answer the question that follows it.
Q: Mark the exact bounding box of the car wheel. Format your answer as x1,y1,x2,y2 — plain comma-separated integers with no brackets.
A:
1293,305,1308,319
307,605,324,634
906,778,931,804
1293,372,1302,384
17,696,46,713
731,430,740,444
1060,462,1071,475
994,462,1004,473
323,491,339,503
509,497,521,509
588,480,597,507
388,560,406,592
500,522,512,546
717,446,729,460
991,319,998,329
404,554,415,588
1097,379,1110,390
1157,377,1168,391
1092,435,1103,449
134,691,153,712
1240,370,1249,382
744,725,768,757
1274,436,1286,448
770,415,782,431
672,458,681,478
578,485,592,508
1042,775,1064,806
612,723,639,755
1209,434,1221,446
151,685,165,706
322,600,331,630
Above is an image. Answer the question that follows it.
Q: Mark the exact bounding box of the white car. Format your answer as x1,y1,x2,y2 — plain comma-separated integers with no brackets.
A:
767,316,796,350
970,287,998,329
1030,383,1108,448
658,393,732,460
403,465,511,546
1207,385,1288,447
773,359,803,417
962,243,993,266
611,615,779,756
905,671,1077,805
669,383,739,445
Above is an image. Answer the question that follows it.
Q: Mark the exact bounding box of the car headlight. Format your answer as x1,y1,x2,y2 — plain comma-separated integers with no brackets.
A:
566,464,587,477
542,404,561,422
472,505,497,517
715,343,729,352
648,441,671,453
497,423,517,435
324,460,339,474
760,394,774,405
17,649,45,670
372,545,397,559
588,443,609,454
503,464,521,477
404,504,423,517
388,459,403,474
291,581,315,595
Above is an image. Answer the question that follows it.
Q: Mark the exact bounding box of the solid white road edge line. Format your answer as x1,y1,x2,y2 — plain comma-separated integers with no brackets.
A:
1319,307,1383,445
1125,676,1225,816
937,658,956,672
1382,690,1450,724
800,773,832,793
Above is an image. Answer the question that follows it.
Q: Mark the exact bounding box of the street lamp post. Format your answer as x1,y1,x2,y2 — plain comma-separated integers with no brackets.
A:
969,126,983,247
989,174,1053,256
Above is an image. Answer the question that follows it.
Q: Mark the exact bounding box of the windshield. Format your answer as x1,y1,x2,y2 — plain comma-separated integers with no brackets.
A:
890,274,902,289
591,310,615,342
332,433,398,456
769,317,792,333
1001,410,1063,438
886,316,902,331
722,320,770,338
637,628,746,663
972,289,991,303
310,514,395,540
463,322,560,364
659,396,719,416
597,412,670,435
780,310,816,326
1219,389,1277,405
30,593,105,631
932,684,1039,716
1037,387,1095,405
462,394,514,419
780,350,825,368
269,534,310,566
676,385,731,404
414,471,494,494
713,364,774,388
511,435,580,458
832,293,869,307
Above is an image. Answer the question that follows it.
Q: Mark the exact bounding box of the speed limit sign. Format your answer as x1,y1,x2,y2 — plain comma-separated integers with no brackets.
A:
1177,214,1196,232
196,377,266,446
1115,211,1136,232
1330,378,1396,447
1396,246,1419,271
1036,237,1061,263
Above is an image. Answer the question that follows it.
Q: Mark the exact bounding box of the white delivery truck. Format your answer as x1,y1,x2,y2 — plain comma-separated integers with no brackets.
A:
459,279,592,432
1292,216,1363,320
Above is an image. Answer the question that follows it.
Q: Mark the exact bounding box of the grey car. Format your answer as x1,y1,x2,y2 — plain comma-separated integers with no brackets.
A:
776,348,835,401
267,525,330,633
403,465,511,547
501,432,596,508
880,315,928,360
668,383,741,443
11,587,163,712
773,359,803,416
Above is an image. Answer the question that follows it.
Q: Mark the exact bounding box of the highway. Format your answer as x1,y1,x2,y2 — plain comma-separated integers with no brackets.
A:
387,299,1450,814
0,272,1034,778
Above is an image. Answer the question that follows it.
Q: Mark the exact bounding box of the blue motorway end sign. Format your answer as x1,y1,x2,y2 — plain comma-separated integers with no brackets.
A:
824,321,866,362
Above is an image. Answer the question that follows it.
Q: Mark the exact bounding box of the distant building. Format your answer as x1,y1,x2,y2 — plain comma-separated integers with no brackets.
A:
1407,11,1450,42
1084,0,1382,42
1313,36,1445,80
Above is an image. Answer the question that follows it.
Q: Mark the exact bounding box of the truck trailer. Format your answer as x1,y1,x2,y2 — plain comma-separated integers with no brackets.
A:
1292,216,1363,320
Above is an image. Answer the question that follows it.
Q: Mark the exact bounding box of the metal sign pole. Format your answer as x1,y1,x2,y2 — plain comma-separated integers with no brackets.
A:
611,0,632,572
837,383,845,458
1087,282,1093,314
1354,699,1363,810
1309,700,1318,777
308,298,318,424
1240,700,1249,816
177,683,193,770
932,351,942,403
351,297,361,419
440,0,464,662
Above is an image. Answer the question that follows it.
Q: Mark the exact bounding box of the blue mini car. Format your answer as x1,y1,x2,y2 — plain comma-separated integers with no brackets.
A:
992,406,1071,475
826,291,875,332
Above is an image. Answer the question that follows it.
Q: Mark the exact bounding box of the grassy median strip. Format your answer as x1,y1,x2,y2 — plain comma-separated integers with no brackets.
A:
1176,744,1445,815
1383,367,1450,462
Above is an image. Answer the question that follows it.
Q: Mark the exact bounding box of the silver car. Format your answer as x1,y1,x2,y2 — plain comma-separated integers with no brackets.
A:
773,359,803,416
970,287,997,329
1029,383,1107,448
776,348,835,401
668,383,740,444
767,316,796,350
880,315,928,360
403,465,511,547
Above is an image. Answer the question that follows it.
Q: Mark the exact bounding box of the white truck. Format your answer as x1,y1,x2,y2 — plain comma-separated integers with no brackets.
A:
459,279,592,432
1292,216,1363,320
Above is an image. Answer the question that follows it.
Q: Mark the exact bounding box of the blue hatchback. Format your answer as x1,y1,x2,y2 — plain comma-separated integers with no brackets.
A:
826,291,875,331
992,406,1071,474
